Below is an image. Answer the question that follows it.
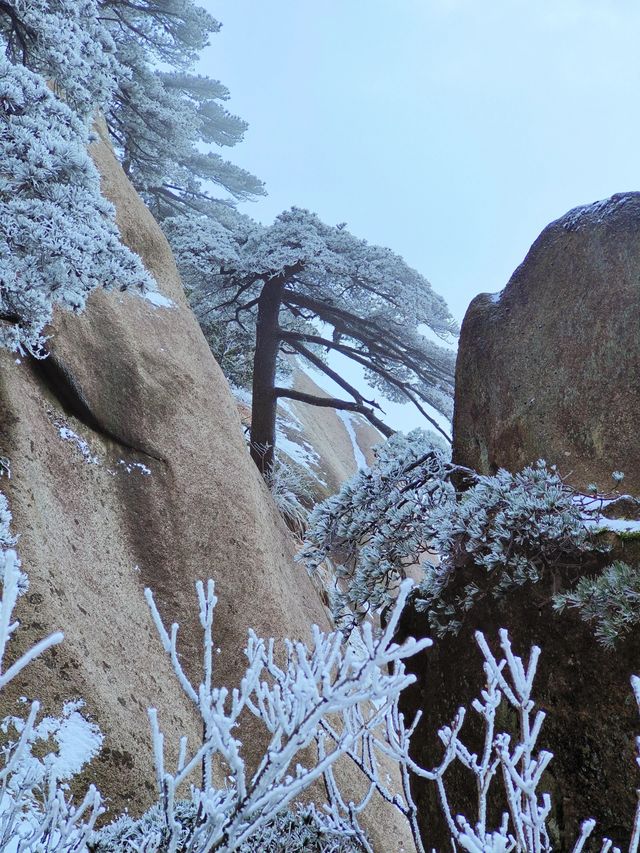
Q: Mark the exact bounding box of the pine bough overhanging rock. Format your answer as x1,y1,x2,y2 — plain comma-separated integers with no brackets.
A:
0,58,154,354
300,429,456,634
302,450,639,645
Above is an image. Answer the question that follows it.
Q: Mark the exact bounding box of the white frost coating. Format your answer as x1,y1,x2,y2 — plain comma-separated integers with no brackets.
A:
58,426,100,465
141,290,175,309
561,194,635,232
336,410,368,471
117,459,151,476
584,517,640,534
139,579,432,852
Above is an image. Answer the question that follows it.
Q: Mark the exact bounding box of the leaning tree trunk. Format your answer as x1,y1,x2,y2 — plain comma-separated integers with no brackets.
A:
250,275,286,475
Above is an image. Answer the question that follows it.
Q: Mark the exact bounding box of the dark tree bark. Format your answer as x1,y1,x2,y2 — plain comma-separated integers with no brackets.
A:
249,266,301,474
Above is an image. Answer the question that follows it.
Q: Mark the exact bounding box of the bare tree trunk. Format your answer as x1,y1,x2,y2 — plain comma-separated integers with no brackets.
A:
249,275,286,475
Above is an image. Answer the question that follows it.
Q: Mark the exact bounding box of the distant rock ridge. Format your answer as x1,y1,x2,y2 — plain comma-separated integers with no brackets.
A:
453,190,640,493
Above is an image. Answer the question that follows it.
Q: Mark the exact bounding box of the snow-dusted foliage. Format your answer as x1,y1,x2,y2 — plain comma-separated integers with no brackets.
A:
0,58,154,353
170,206,458,474
553,560,640,649
300,430,456,633
0,0,121,117
101,0,264,218
418,460,603,637
302,455,620,641
114,578,430,852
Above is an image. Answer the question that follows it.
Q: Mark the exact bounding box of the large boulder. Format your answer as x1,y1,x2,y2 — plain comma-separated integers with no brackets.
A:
397,580,640,850
402,193,640,849
453,192,640,493
0,125,412,850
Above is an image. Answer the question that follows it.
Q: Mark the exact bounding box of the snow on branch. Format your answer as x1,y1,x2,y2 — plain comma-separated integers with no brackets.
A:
139,577,432,851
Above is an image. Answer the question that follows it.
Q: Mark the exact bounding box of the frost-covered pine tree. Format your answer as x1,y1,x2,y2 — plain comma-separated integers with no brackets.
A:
0,10,153,354
100,0,265,218
167,208,458,474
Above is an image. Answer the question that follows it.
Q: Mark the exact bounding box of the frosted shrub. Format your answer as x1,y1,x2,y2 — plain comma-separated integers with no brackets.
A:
414,628,640,852
553,560,640,649
419,460,602,637
300,430,456,634
106,578,431,852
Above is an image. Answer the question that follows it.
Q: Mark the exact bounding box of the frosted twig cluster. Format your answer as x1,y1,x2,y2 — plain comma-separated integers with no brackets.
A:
141,578,431,852
407,629,640,853
0,505,103,852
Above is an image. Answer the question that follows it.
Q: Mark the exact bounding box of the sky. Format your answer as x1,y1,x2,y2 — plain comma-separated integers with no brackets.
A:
198,0,640,432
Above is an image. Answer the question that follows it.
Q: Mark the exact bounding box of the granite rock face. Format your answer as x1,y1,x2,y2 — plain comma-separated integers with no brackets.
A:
453,192,640,492
402,193,640,849
0,125,412,850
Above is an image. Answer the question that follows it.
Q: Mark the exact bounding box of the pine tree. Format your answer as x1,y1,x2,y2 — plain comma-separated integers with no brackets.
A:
167,207,458,474
0,26,152,354
100,0,265,218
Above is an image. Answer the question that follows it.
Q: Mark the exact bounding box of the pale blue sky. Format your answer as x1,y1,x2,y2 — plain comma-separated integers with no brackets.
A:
198,1,640,432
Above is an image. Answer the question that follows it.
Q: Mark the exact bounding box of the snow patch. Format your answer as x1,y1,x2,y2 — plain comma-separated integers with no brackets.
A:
2,699,102,784
336,410,368,471
117,459,151,476
584,517,640,534
561,194,636,232
276,400,327,486
141,289,174,309
574,493,640,534
57,425,100,465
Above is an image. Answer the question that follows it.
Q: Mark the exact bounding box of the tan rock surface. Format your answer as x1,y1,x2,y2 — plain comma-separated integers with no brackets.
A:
0,125,412,849
453,192,640,492
279,366,383,498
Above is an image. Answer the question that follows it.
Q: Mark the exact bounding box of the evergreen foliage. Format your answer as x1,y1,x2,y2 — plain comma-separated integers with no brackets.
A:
302,455,615,639
419,460,602,637
300,429,456,633
0,0,121,116
169,206,458,472
100,0,265,218
553,560,640,649
0,57,153,353
0,0,264,357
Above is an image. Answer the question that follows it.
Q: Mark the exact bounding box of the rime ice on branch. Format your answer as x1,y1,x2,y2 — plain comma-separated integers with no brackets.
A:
168,207,458,474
